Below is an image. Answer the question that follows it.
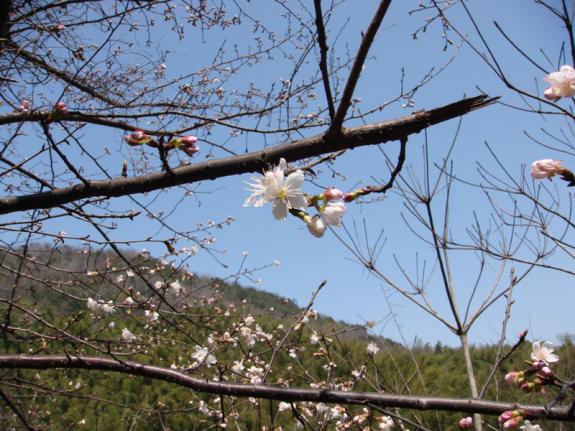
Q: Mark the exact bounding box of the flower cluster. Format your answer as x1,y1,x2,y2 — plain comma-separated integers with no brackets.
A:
531,159,564,179
244,159,352,238
125,130,158,148
305,188,348,238
124,130,200,157
458,416,473,429
86,297,116,314
544,65,575,101
504,341,558,393
498,410,526,429
531,159,575,186
167,135,200,157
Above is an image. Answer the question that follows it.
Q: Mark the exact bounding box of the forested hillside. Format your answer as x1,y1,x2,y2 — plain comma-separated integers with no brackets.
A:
1,245,573,430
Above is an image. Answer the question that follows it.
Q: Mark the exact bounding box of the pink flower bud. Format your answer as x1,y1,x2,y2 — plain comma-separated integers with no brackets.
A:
498,411,515,423
125,130,154,147
531,159,563,179
54,102,68,114
503,418,522,429
307,215,327,238
517,329,528,339
544,65,575,100
458,417,473,429
323,188,344,201
180,135,198,146
167,136,200,156
18,100,30,113
182,144,200,157
504,371,524,386
322,202,347,226
54,23,66,31
539,366,554,378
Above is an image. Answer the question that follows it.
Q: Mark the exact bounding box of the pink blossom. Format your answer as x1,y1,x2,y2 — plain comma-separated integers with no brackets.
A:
530,159,563,179
180,135,198,146
498,410,525,429
307,215,326,238
322,202,347,225
54,102,68,114
323,188,344,201
125,130,155,147
167,135,199,156
539,365,554,378
54,23,66,31
458,417,473,429
18,100,30,113
504,371,524,386
544,65,575,101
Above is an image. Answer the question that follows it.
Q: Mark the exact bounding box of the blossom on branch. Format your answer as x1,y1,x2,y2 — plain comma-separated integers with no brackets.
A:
322,202,347,225
121,328,136,342
458,417,473,429
543,65,575,101
124,130,158,147
366,341,379,355
521,421,542,431
323,187,344,202
530,159,563,179
244,158,307,220
167,135,200,157
307,215,327,238
54,102,68,114
531,341,559,364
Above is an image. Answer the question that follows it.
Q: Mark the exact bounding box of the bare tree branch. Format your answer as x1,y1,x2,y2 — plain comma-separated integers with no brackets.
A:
0,354,573,421
330,0,393,130
313,0,336,120
0,95,496,215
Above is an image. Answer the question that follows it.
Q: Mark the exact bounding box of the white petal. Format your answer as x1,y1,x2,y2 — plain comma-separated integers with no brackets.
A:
287,193,308,209
285,170,304,189
272,199,289,220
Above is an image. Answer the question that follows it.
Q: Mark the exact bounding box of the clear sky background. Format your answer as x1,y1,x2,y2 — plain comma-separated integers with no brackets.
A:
11,0,575,347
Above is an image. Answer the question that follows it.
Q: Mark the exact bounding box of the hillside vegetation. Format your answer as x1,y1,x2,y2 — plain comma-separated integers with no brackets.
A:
0,245,573,430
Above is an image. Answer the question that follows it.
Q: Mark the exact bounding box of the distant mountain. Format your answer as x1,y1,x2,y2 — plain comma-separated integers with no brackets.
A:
0,243,399,349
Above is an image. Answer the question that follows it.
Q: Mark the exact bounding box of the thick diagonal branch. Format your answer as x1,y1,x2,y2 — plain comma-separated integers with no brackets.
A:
0,354,573,421
330,0,392,130
313,0,335,120
0,95,496,215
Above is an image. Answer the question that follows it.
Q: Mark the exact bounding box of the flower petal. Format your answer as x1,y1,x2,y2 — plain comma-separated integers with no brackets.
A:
272,199,289,220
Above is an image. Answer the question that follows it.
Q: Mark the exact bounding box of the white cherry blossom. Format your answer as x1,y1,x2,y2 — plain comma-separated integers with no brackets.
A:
531,341,559,364
244,158,307,220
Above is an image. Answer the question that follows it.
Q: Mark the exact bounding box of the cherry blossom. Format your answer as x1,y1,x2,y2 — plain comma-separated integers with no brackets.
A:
544,65,575,101
458,417,473,429
121,328,136,342
168,135,200,156
531,341,559,364
307,215,327,238
521,420,542,431
366,341,380,355
530,159,563,179
322,202,347,225
379,416,394,430
124,130,157,147
244,158,307,220
191,346,217,367
323,187,344,201
54,102,68,114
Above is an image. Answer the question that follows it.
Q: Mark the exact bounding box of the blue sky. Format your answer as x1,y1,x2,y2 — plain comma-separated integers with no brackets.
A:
8,0,575,347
